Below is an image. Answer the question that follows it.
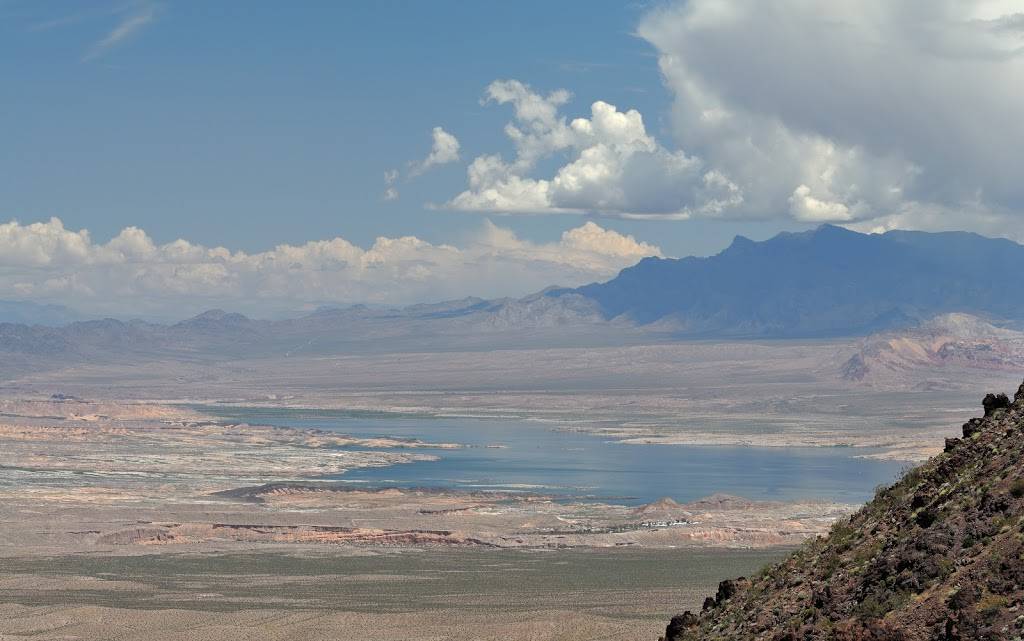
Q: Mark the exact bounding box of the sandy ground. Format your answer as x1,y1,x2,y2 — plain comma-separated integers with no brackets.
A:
0,397,822,640
1,338,1020,639
0,605,673,641
0,547,790,641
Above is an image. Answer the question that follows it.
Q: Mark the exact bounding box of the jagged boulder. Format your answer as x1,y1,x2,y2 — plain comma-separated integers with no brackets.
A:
962,417,983,438
662,612,699,640
982,392,1010,416
714,577,750,605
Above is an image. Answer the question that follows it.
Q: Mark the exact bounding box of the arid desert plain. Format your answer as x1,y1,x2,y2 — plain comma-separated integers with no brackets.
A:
2,322,1023,640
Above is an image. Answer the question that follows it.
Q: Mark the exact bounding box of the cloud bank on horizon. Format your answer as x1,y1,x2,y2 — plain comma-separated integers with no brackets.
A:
0,218,659,319
6,0,1021,319
441,0,1024,235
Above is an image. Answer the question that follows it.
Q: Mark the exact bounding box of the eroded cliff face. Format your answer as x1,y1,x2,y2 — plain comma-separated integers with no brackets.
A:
663,381,1024,641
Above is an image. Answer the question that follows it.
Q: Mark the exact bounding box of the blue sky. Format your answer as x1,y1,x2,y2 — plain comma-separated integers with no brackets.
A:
2,0,793,256
1,1,1021,318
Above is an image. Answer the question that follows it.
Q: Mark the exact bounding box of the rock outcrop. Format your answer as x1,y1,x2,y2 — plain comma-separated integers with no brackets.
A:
662,380,1024,641
839,313,1024,385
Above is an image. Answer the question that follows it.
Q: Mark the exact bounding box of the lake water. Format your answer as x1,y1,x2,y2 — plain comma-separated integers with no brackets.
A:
198,406,905,505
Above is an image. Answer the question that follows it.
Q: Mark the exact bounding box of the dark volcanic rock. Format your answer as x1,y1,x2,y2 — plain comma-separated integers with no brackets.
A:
714,578,749,605
660,380,1024,640
982,392,1010,416
962,418,984,438
663,612,699,641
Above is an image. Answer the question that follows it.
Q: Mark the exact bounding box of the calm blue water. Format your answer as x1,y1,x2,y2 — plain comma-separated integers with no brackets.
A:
197,407,904,505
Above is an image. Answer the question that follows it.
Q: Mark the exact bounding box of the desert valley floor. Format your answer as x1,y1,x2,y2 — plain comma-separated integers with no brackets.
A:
1,335,1022,640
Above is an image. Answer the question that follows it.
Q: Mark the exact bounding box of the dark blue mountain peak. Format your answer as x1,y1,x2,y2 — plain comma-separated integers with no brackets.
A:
573,226,1024,337
720,234,756,255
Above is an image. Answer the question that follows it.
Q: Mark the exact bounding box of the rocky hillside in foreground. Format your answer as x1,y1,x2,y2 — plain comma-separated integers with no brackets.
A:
662,381,1024,641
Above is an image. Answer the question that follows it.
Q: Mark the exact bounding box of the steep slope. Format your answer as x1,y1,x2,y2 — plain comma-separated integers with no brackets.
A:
572,225,1024,337
662,381,1024,641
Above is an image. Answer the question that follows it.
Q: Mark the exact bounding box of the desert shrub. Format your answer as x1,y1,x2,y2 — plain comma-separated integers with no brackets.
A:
936,557,955,581
915,509,937,528
1010,477,1024,499
853,540,883,566
897,466,924,491
856,590,910,620
873,483,892,502
830,519,857,550
977,594,1008,619
820,551,842,575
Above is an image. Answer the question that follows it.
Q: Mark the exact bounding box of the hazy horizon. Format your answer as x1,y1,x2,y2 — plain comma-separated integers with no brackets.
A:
5,1,1024,319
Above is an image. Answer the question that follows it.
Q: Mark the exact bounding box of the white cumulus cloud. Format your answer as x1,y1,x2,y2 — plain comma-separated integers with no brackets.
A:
636,0,1024,233
0,217,660,319
447,80,738,219
410,126,461,175
437,3,1024,235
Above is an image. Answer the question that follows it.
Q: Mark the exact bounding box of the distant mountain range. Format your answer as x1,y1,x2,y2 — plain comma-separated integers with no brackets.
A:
566,224,1024,337
2,225,1024,363
0,291,638,368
